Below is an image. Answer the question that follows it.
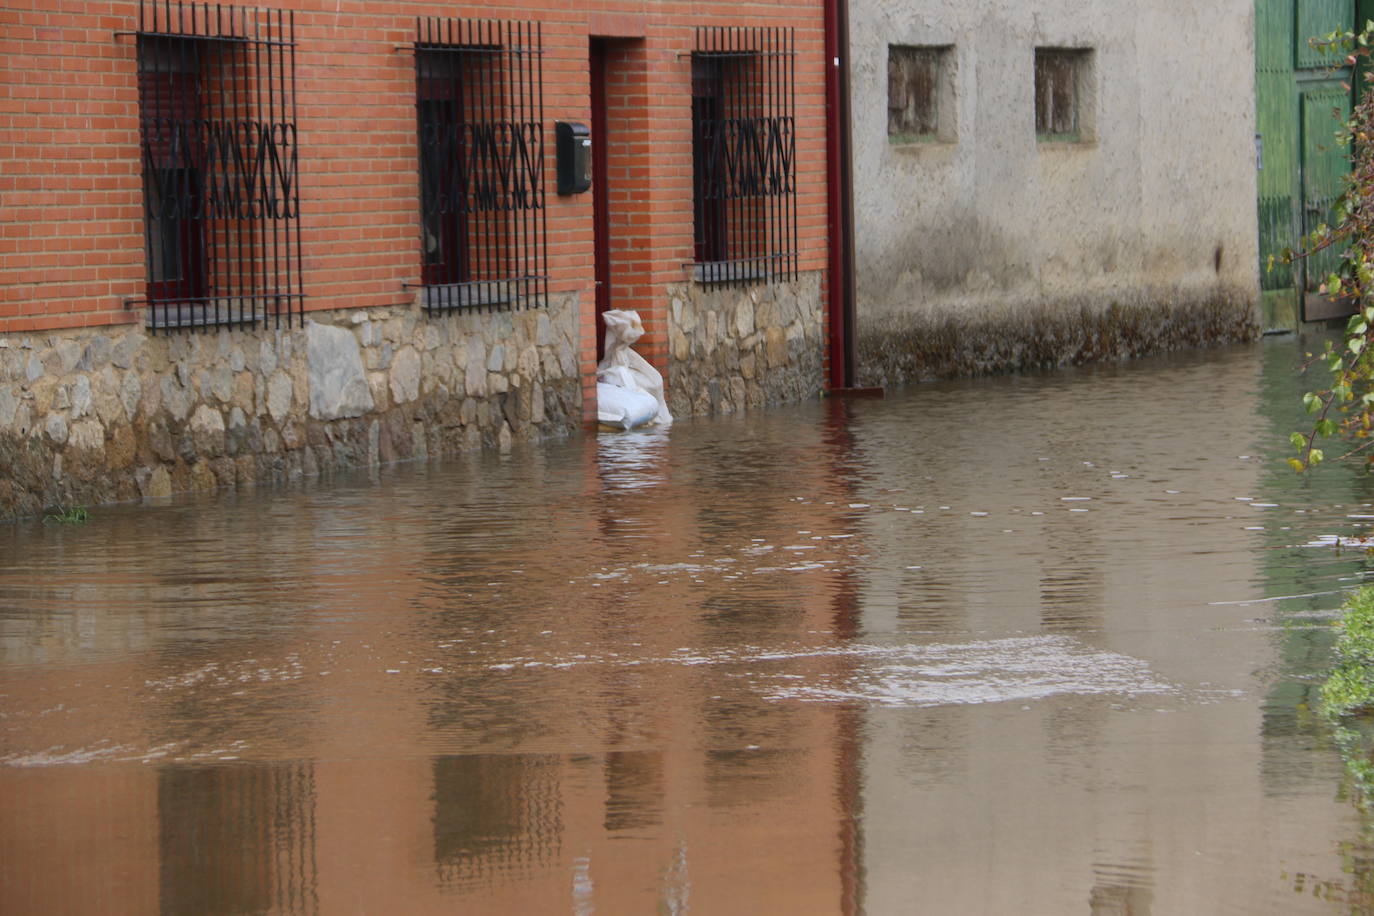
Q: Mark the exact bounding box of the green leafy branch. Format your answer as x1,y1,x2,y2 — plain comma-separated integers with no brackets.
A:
1287,24,1374,471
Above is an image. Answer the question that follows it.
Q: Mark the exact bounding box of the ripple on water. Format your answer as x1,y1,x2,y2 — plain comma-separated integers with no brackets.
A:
761,635,1174,708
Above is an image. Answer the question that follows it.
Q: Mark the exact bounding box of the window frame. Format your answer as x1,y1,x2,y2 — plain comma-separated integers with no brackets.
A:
689,26,797,286
412,18,548,315
886,44,955,145
1034,47,1095,144
132,0,303,332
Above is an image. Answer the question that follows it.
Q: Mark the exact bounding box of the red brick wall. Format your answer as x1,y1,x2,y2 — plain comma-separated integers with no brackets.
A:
1,0,829,411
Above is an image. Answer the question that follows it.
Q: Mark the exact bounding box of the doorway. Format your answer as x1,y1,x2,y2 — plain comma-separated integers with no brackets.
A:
588,37,650,364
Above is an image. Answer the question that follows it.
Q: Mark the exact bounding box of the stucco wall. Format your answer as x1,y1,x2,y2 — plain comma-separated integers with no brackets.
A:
0,298,582,520
665,272,825,418
851,1,1261,386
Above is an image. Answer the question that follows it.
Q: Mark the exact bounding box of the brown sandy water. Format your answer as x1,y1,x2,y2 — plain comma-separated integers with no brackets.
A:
3,334,1373,914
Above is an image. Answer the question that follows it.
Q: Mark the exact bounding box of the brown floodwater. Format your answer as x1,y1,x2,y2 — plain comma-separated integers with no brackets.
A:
4,334,1374,914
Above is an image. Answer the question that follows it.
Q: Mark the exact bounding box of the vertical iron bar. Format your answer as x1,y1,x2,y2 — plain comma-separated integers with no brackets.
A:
754,27,763,280
415,19,424,312
514,20,525,306
252,4,265,326
178,16,196,325
501,23,513,309
727,26,735,284
267,7,281,329
537,20,547,309
479,20,491,310
291,8,301,327
219,4,239,327
789,26,796,280
767,27,776,278
278,8,292,327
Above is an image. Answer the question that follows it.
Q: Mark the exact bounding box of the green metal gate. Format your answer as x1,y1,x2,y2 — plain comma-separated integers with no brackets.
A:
1255,0,1358,328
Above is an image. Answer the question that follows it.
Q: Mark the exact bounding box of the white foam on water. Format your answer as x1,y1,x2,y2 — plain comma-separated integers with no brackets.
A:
762,636,1172,708
3,740,136,767
501,636,1174,711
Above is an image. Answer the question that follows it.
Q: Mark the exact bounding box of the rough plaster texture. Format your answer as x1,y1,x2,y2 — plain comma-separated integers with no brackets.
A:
0,296,582,520
851,1,1261,386
666,272,824,417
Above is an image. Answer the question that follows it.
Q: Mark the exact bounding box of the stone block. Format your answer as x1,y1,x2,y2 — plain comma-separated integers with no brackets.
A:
267,371,293,422
306,321,374,420
190,404,226,456
44,413,68,445
465,339,488,397
145,466,173,501
84,336,112,371
765,326,788,368
93,368,123,425
735,300,755,338
69,418,104,453
0,387,16,428
111,334,140,370
259,338,278,376
670,327,690,362
367,371,389,412
487,344,505,372
390,345,421,404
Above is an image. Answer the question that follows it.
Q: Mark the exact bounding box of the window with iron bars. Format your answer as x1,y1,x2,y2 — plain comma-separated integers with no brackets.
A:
132,0,302,332
413,18,547,314
691,27,797,286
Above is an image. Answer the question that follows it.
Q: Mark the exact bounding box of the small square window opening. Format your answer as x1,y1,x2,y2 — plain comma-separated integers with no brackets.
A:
1035,48,1093,142
887,45,953,144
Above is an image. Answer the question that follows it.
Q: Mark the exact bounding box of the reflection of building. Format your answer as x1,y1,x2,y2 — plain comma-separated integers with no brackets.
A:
0,415,866,912
844,347,1356,912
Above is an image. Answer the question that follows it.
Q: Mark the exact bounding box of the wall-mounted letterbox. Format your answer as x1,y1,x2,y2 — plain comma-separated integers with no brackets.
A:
556,121,591,195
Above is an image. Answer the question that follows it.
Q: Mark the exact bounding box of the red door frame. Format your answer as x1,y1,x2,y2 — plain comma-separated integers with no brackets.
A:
591,39,612,362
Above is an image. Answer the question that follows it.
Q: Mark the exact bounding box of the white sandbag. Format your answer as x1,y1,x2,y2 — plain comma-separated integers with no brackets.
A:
597,309,672,427
597,381,659,430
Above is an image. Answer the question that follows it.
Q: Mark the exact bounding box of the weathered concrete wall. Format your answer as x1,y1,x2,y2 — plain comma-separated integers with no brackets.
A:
666,272,824,417
0,297,582,520
851,1,1260,386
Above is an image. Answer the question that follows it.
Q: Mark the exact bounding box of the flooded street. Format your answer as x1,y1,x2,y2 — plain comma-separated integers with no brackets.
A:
5,334,1374,914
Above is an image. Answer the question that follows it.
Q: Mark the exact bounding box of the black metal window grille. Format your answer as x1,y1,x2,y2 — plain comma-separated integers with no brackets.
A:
133,0,302,332
413,18,547,314
691,27,796,286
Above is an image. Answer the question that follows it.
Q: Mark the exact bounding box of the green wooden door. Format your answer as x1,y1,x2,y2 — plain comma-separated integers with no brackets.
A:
1254,0,1357,327
1301,86,1354,318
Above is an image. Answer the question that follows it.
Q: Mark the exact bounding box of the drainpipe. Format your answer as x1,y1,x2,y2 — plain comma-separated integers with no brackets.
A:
824,0,857,389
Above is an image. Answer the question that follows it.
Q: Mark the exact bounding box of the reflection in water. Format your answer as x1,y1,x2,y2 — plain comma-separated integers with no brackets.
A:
159,763,318,916
432,755,562,889
6,336,1374,913
602,750,663,832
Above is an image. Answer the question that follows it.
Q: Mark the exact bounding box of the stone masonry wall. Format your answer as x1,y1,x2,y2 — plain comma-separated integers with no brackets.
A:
0,295,582,521
665,272,824,418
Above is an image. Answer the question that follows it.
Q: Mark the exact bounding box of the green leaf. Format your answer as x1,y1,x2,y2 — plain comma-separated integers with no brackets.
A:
1353,337,1366,356
1312,449,1326,465
1305,392,1323,413
1319,418,1341,437
1292,432,1309,449
1289,458,1308,472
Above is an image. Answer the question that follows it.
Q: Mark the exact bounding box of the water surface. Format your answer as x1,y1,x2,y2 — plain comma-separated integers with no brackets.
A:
3,335,1374,914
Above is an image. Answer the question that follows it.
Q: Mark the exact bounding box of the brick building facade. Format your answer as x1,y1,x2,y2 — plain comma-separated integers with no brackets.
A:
0,0,832,518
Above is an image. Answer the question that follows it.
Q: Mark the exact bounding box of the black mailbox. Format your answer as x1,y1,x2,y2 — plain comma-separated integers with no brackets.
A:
556,121,591,195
